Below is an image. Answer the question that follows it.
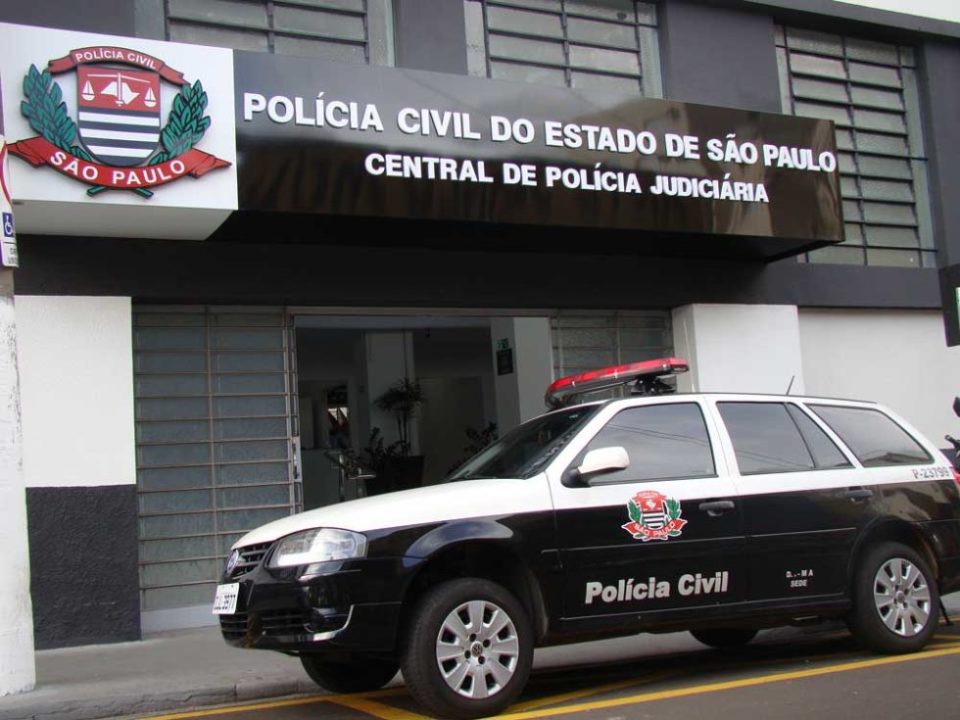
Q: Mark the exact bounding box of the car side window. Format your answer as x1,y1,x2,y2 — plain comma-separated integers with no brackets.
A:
718,402,817,474
808,404,932,467
579,403,715,484
785,404,852,469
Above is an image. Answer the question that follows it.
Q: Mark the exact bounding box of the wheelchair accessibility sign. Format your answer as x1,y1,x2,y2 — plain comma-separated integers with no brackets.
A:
0,135,19,268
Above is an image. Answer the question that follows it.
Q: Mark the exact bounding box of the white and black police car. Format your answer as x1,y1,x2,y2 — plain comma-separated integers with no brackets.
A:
215,358,960,719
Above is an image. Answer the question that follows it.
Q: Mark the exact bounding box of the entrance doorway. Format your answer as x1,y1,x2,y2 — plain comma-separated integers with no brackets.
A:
294,316,495,510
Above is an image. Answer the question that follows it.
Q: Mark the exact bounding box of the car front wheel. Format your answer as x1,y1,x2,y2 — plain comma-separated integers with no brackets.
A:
848,541,939,654
401,578,534,719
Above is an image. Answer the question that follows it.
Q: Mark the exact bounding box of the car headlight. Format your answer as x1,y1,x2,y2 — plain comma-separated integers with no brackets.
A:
268,528,367,568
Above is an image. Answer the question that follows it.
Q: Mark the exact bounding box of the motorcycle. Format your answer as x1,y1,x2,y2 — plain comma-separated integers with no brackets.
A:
946,396,960,471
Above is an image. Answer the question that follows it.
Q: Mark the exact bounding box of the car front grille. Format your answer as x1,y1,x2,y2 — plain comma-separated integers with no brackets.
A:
229,542,272,579
219,609,312,640
260,609,311,635
219,612,249,641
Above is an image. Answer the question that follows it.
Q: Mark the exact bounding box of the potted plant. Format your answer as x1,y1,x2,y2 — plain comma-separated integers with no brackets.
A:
374,378,426,490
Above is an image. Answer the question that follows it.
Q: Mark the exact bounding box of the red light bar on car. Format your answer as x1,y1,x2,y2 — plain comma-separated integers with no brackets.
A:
545,357,689,408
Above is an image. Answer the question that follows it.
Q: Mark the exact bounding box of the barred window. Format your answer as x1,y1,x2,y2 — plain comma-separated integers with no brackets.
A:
776,26,934,268
164,0,394,65
552,311,673,400
464,0,661,97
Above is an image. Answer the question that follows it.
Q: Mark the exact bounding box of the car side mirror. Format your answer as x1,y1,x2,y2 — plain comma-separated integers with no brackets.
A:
562,446,630,487
954,396,960,419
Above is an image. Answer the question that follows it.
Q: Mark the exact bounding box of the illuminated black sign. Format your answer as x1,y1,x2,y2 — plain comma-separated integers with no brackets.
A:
234,52,842,254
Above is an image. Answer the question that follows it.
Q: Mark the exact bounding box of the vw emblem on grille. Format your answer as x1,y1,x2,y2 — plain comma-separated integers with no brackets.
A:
225,550,240,575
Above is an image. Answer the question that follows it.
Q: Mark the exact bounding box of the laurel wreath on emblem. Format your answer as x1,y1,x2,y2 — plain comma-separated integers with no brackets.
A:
20,64,211,196
628,496,684,536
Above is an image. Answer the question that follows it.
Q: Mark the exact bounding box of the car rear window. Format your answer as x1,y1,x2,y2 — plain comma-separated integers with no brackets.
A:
808,405,931,467
718,402,815,474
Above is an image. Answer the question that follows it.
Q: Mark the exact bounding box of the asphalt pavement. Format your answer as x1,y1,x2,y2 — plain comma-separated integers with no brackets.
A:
1,595,957,720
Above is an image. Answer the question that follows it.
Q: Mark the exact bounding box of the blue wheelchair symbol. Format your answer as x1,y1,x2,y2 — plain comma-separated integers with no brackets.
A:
2,213,13,238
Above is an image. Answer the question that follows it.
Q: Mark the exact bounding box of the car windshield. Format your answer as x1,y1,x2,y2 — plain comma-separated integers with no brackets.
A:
447,404,601,481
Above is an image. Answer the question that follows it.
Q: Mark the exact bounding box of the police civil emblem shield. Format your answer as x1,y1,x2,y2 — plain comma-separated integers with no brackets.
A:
9,45,230,198
76,65,162,167
622,490,688,542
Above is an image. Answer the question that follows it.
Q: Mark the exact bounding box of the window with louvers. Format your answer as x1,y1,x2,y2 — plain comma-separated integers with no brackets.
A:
165,0,393,65
552,311,673,399
464,0,661,97
134,307,298,617
776,26,934,268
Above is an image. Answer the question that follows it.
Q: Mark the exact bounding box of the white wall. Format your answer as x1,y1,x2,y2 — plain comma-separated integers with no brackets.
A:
800,309,960,444
0,286,35,695
673,304,805,394
490,317,553,433
16,296,135,487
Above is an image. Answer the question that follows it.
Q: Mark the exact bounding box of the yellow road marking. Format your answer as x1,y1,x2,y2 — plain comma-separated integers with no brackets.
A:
138,687,411,720
138,695,329,720
488,644,960,720
507,670,679,713
328,695,430,720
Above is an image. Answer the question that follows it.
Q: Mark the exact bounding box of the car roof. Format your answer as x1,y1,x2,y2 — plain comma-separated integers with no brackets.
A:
562,391,880,412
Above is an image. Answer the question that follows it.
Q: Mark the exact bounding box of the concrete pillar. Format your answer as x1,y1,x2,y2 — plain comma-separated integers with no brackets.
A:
489,318,553,433
0,269,34,695
672,304,804,395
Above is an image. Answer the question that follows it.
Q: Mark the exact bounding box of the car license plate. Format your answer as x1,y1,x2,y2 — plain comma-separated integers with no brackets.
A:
212,583,240,615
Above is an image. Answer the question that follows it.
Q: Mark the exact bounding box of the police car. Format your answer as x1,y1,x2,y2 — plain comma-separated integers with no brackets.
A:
215,358,960,719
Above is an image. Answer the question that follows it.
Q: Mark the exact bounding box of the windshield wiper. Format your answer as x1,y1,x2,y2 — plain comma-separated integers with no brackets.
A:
448,472,500,482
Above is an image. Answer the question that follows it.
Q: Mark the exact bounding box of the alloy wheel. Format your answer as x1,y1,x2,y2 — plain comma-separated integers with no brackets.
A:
434,599,520,699
873,557,932,637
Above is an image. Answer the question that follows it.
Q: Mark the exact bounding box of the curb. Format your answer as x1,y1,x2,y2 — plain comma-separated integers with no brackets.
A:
0,680,324,720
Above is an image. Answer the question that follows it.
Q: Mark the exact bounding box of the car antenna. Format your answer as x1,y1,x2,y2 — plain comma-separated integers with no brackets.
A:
785,375,795,395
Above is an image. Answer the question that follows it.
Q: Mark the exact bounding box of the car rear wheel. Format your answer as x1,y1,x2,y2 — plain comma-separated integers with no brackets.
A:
401,578,533,719
300,655,398,693
848,541,939,654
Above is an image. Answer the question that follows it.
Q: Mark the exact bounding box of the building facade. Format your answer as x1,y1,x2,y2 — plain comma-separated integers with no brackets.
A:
0,0,958,676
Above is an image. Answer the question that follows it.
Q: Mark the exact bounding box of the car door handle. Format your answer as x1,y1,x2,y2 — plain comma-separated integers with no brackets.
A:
699,500,736,517
844,487,874,502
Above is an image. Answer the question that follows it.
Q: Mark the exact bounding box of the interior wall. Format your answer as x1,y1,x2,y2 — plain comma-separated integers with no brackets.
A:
419,377,485,482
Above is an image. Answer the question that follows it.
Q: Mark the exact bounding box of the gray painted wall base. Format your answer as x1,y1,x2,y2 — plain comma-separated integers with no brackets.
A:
27,486,140,649
142,605,219,635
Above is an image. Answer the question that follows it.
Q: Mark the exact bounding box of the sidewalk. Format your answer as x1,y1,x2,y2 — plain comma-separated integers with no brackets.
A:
3,595,958,720
0,626,321,720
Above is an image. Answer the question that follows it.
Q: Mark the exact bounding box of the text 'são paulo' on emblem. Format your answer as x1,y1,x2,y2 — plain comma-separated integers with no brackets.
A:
9,46,230,198
622,490,687,542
